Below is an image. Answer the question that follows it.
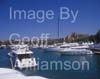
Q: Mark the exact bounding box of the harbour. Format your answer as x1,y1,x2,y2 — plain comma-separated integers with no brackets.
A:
0,47,100,79
0,0,100,79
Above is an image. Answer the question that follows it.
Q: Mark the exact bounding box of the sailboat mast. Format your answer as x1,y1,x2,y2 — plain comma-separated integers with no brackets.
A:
57,16,60,39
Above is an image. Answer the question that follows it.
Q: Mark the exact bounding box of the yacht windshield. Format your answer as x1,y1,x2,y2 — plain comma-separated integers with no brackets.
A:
17,54,33,60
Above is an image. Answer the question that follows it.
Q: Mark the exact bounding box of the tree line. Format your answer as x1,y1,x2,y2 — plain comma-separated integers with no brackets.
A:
0,29,100,46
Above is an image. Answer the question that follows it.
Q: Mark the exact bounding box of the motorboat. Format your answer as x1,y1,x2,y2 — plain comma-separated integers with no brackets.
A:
43,42,93,54
8,44,37,69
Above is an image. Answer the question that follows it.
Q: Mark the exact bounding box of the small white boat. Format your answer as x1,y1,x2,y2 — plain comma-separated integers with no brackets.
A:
8,44,37,69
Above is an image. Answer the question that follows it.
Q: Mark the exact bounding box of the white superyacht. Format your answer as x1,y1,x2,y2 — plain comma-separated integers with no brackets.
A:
43,42,93,54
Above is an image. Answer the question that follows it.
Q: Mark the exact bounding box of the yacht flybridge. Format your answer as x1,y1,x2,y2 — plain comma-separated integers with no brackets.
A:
8,44,37,69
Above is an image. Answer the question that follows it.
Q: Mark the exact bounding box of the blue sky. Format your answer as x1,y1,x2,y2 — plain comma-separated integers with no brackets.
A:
0,0,100,40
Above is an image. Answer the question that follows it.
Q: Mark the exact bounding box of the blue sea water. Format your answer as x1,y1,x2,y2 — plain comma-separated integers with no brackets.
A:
0,48,100,79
